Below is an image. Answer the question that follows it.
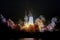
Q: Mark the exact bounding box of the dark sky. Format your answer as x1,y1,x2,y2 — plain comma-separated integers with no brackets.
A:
0,0,60,22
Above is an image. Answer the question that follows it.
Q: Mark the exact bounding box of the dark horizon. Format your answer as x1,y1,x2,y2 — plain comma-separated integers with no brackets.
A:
0,0,60,22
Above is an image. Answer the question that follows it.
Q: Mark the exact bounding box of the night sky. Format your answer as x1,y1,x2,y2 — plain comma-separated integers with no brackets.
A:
0,0,60,39
0,0,60,22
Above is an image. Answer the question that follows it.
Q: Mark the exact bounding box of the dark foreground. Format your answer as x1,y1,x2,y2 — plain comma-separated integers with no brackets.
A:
0,21,60,40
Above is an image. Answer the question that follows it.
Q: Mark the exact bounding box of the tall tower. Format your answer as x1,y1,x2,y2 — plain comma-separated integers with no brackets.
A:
28,10,34,25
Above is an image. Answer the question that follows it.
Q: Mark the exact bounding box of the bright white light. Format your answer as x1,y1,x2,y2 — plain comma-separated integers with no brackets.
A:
29,16,34,25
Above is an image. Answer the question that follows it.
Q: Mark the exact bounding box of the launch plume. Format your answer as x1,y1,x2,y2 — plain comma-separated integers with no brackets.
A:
0,11,59,32
0,14,6,23
39,15,45,22
46,17,57,31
